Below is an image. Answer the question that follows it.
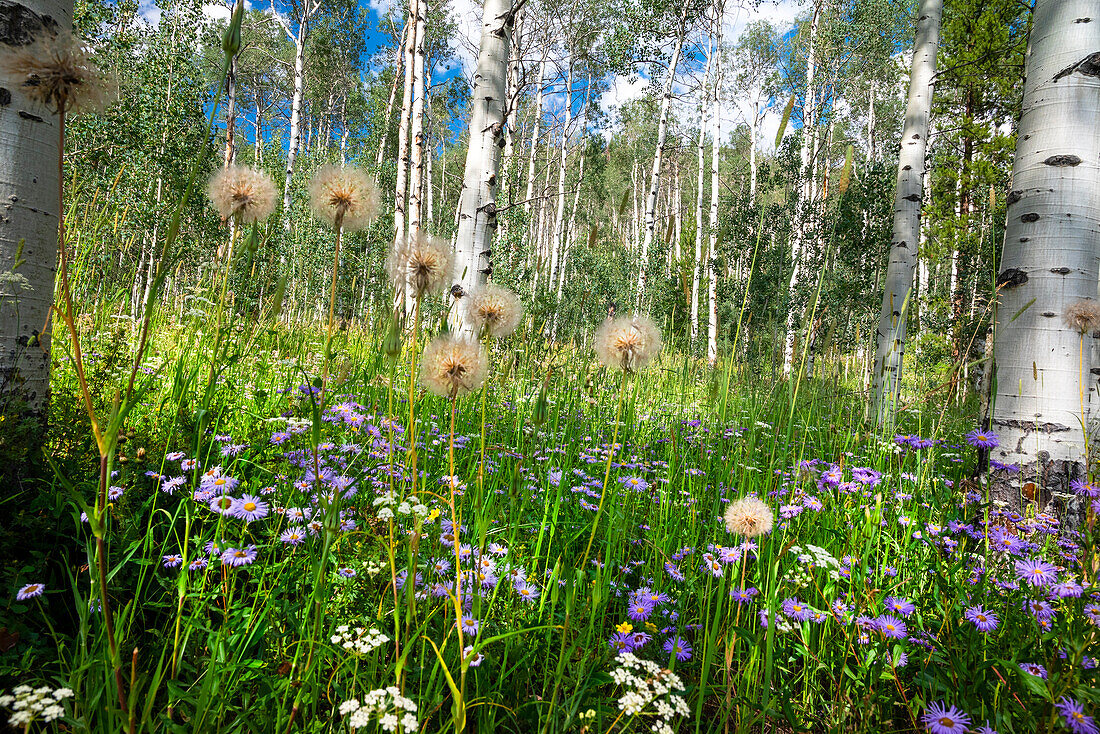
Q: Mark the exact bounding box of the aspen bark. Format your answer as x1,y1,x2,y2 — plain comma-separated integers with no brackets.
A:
273,0,318,230
393,0,419,243
706,0,723,365
523,54,547,221
0,0,71,429
451,0,515,335
376,20,408,167
407,0,428,241
782,0,821,372
636,7,688,308
990,0,1100,519
872,0,942,424
549,63,573,293
691,40,712,345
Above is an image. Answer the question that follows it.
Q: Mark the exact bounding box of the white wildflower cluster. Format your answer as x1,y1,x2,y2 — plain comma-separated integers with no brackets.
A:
609,653,689,734
0,685,74,726
372,492,429,521
341,687,418,732
790,544,841,581
363,559,387,577
331,625,390,655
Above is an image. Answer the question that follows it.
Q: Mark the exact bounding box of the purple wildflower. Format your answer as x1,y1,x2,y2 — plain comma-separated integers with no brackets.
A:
1057,697,1099,734
964,606,999,632
220,545,258,567
921,701,971,734
964,430,999,449
15,583,45,601
663,636,692,661
1014,558,1058,587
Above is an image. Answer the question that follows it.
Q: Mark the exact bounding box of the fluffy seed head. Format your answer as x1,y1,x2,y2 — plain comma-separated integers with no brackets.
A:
594,314,662,373
420,335,486,398
308,164,380,232
0,31,116,113
1063,299,1100,334
465,284,523,338
723,496,774,538
207,165,277,224
388,232,454,299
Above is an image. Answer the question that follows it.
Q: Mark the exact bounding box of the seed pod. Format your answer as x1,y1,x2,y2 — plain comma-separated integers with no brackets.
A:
532,384,550,427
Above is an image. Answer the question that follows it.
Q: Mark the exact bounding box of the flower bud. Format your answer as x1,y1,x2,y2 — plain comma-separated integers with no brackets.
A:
222,0,244,58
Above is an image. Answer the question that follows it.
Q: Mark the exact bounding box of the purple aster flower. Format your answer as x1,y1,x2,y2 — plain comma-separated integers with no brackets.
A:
975,724,998,734
730,587,759,604
964,606,999,632
162,554,183,569
230,494,269,522
459,616,479,636
1057,697,1099,734
15,583,45,601
188,558,208,571
1052,580,1084,598
337,567,356,578
782,598,813,622
630,631,651,648
608,632,634,654
663,635,692,661
514,580,539,603
281,527,307,545
965,430,999,449
464,645,484,667
1018,662,1047,679
884,597,915,617
1014,558,1058,587
208,495,237,515
107,485,124,501
875,615,907,639
220,545,258,567
628,600,655,621
921,701,971,734
619,476,650,492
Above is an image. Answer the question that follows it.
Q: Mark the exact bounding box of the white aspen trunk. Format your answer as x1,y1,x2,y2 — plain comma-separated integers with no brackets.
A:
636,9,688,308
559,151,585,300
524,54,547,220
691,41,712,344
499,6,523,200
749,95,759,203
706,0,724,366
782,0,821,373
450,0,515,335
0,0,71,427
254,95,264,163
425,104,435,230
274,0,318,230
866,82,876,162
549,63,573,293
871,0,942,425
990,0,1100,518
631,159,640,250
672,169,682,272
393,0,419,244
376,20,408,168
407,0,428,242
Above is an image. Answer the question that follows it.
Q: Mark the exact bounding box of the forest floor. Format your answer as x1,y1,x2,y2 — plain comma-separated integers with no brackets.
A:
1,314,1097,734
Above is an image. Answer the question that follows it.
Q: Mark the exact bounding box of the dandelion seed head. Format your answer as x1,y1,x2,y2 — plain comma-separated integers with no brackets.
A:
308,164,380,232
594,314,662,373
465,283,522,338
0,30,115,113
207,165,277,224
420,335,486,398
1064,299,1100,334
387,232,454,299
723,496,774,538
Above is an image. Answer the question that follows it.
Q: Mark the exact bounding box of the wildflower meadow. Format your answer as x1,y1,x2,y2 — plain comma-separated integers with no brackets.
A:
2,1,1100,733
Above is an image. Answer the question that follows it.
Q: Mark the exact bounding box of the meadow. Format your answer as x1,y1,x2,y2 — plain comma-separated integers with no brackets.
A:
1,7,1099,734
3,276,1099,733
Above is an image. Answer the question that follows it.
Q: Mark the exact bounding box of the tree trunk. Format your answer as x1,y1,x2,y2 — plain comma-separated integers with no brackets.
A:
871,0,942,425
450,0,515,335
549,63,573,293
636,7,688,309
782,0,821,373
393,0,419,244
990,0,1100,521
691,39,712,345
376,20,408,167
706,0,724,366
523,54,547,221
0,0,72,437
407,0,428,242
274,0,317,231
